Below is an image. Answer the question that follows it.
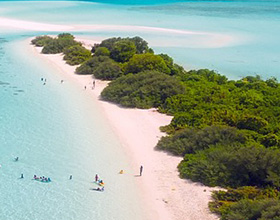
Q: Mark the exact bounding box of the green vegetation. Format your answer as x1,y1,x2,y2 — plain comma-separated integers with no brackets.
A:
209,187,280,220
92,36,152,54
76,36,183,80
31,33,83,54
101,71,185,108
75,56,122,80
63,45,92,65
94,47,110,56
31,35,53,47
110,39,136,62
124,53,171,74
32,34,280,219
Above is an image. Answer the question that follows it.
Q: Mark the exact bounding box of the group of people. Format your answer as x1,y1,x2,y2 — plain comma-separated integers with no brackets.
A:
84,80,96,90
33,175,51,182
94,174,105,192
41,77,47,85
13,155,143,190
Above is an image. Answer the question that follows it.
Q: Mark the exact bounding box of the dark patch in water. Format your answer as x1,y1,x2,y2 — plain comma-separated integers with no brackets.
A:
0,81,10,85
16,89,24,92
0,38,8,43
13,93,18,95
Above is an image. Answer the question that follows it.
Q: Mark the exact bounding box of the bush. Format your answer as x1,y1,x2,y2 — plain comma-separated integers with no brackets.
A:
156,125,245,156
178,144,280,188
92,36,151,54
124,53,171,74
101,71,185,108
236,115,268,132
31,36,53,47
75,56,122,79
41,39,63,54
92,61,123,80
75,56,111,75
63,45,92,65
94,47,110,56
41,33,80,54
210,186,280,220
110,40,136,63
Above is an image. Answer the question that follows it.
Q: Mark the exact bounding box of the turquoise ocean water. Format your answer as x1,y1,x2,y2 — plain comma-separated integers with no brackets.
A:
0,1,279,219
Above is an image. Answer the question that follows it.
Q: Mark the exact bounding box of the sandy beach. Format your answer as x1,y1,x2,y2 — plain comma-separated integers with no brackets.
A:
27,36,220,220
0,17,237,48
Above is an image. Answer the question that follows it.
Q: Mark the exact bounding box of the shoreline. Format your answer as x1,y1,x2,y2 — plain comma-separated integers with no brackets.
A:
28,37,220,220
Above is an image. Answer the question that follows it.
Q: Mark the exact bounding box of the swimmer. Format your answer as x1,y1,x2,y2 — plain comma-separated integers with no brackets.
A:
20,174,24,179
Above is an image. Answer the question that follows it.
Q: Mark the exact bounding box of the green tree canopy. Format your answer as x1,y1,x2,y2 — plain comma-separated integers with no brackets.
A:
110,40,136,63
101,71,185,108
31,36,53,47
63,45,92,65
124,53,171,74
40,33,81,54
92,61,123,80
94,47,110,56
75,56,123,79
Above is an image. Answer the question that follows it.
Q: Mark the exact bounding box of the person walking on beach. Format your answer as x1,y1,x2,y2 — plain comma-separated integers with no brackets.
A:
95,174,99,182
92,80,95,89
140,165,143,176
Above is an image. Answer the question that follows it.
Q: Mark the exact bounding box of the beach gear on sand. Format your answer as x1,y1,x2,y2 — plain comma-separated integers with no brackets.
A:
98,180,104,186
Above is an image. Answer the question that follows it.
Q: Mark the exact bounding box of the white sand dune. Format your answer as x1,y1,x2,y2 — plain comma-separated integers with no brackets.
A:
0,17,73,31
0,17,237,48
27,37,220,220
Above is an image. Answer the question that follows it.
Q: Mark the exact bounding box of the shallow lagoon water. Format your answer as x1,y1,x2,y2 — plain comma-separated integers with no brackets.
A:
0,0,280,219
0,36,147,220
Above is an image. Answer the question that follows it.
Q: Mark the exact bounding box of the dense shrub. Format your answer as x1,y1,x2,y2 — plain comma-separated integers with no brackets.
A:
94,47,110,56
41,39,63,54
31,36,52,47
124,53,170,74
159,53,186,75
75,56,122,79
75,56,112,75
209,187,280,220
178,145,280,187
92,36,151,54
41,33,80,54
156,126,245,156
63,45,92,65
101,71,185,108
92,61,123,80
110,39,136,62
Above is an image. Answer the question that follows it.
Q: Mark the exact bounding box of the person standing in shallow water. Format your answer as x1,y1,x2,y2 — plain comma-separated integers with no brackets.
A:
140,165,143,176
